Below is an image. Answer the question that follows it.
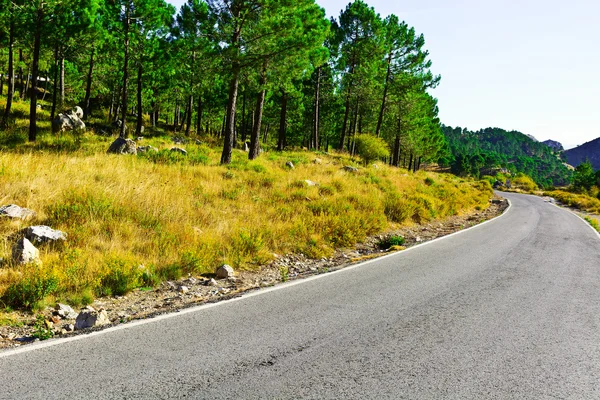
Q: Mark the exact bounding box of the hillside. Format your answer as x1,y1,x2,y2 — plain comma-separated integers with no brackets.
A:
442,126,572,188
564,137,600,170
0,128,494,311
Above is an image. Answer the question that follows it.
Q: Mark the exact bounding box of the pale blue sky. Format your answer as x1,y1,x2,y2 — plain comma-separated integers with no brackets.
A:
167,0,600,149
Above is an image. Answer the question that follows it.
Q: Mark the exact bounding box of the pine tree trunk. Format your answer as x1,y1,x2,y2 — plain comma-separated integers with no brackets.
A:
51,49,60,121
376,52,392,137
221,64,240,164
59,57,65,108
185,95,193,136
240,91,246,142
18,49,24,100
29,8,42,142
249,66,267,160
135,63,143,136
277,90,287,151
120,9,130,138
313,66,321,150
0,74,4,96
196,96,203,134
339,94,351,151
83,46,95,119
1,19,15,128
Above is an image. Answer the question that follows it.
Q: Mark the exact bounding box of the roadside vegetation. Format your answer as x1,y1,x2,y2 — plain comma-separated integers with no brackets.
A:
0,129,493,311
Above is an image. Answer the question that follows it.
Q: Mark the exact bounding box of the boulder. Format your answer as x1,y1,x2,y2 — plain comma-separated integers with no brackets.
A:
73,106,84,119
285,161,295,170
107,137,137,155
74,307,110,330
52,108,86,133
313,158,322,165
215,264,234,279
172,136,188,145
23,225,67,244
170,147,188,155
492,180,504,189
342,166,359,173
54,303,78,320
0,204,36,221
11,237,41,265
137,145,158,153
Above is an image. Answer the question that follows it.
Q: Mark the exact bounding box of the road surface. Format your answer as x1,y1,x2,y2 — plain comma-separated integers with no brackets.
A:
1,192,600,399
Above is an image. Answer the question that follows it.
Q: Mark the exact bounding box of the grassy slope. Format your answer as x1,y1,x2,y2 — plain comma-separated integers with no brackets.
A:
0,97,493,311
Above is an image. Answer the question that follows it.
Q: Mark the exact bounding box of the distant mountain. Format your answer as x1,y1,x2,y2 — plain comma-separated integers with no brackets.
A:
442,126,572,187
564,137,600,170
541,140,564,152
526,134,538,142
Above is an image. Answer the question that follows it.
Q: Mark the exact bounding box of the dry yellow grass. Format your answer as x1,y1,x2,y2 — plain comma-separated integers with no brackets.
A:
0,133,493,310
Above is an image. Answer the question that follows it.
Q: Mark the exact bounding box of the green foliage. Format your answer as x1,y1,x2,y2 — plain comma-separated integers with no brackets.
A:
2,274,59,310
443,126,572,188
572,160,596,192
97,260,142,297
355,134,390,165
378,235,405,249
33,314,54,341
584,216,600,232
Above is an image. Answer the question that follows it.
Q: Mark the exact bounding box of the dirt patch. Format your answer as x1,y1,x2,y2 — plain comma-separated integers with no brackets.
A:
0,195,509,350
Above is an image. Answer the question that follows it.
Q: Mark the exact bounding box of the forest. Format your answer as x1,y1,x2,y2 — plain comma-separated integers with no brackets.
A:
0,0,448,168
443,126,572,188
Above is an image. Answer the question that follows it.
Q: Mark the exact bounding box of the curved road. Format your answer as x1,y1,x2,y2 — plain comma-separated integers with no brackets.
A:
2,192,600,399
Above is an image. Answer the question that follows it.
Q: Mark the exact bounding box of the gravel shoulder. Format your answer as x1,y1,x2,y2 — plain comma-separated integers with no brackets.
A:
0,195,509,350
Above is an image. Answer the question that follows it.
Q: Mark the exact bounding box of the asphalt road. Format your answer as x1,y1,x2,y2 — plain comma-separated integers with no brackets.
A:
2,192,600,399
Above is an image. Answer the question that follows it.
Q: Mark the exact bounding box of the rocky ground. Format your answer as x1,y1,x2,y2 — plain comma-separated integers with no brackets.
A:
0,195,509,350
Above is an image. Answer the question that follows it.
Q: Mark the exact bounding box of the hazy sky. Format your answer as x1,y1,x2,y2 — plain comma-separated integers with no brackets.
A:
167,0,600,149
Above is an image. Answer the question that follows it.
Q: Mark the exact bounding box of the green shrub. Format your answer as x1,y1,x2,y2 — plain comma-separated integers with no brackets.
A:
354,134,390,165
97,260,141,297
2,275,59,310
378,235,405,249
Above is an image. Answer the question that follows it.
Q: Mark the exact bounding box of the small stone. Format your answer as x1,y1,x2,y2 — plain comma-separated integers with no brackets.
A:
137,145,158,153
0,204,36,221
51,316,61,324
11,237,41,265
285,161,295,170
170,147,188,155
64,324,75,332
136,136,144,141
342,166,359,173
304,180,318,187
208,278,218,287
75,309,109,330
178,285,189,294
216,264,234,279
313,158,322,164
55,303,78,319
23,225,67,244
415,236,422,242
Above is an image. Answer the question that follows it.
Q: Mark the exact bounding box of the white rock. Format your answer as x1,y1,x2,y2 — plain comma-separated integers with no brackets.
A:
55,303,78,320
11,238,41,265
304,180,318,187
170,147,187,155
285,161,295,170
24,225,67,244
178,286,189,294
215,264,234,279
75,309,110,330
0,204,36,220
